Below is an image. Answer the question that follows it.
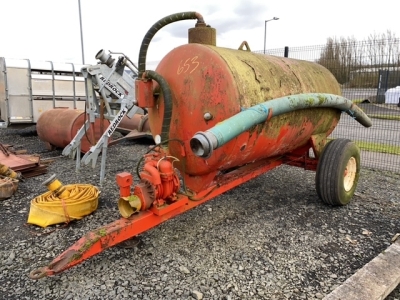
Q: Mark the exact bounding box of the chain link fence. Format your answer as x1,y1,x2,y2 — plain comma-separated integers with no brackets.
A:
255,39,400,174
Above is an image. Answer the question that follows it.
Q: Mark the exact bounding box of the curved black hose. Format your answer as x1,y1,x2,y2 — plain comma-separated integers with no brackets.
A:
144,70,173,142
138,11,205,78
137,12,204,144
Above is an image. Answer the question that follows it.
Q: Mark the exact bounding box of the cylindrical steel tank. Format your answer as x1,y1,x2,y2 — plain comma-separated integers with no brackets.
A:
149,44,341,185
36,109,110,153
117,113,150,134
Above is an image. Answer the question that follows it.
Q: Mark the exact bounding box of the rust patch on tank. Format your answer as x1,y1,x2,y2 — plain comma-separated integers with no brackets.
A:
211,47,341,111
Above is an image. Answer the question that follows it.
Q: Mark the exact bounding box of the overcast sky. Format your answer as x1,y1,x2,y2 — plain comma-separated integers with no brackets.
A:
1,0,399,69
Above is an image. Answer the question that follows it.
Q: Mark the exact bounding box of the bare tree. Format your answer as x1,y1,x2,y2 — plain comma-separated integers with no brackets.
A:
318,31,400,88
317,36,357,84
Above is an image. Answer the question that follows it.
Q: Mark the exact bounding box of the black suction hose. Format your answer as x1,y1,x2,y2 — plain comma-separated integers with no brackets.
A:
137,12,205,144
138,11,204,77
144,70,172,142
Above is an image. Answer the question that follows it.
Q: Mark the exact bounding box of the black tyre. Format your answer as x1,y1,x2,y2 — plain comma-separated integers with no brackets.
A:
316,138,360,206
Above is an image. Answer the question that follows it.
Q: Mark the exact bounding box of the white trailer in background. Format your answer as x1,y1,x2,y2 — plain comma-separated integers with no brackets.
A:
0,57,87,128
0,53,149,184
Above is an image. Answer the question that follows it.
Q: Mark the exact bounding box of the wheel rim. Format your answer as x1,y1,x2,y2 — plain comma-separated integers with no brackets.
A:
343,157,357,192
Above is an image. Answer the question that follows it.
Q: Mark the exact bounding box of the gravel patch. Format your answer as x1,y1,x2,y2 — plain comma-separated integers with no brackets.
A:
0,125,399,300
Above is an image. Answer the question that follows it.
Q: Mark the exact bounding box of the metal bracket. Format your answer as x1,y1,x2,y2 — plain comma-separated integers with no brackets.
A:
61,51,139,185
81,103,139,184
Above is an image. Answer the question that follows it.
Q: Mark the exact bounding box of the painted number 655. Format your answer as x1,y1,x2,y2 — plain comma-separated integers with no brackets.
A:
177,56,199,74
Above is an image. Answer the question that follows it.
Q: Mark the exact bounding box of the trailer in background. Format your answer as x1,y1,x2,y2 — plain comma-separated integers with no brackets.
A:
0,57,87,128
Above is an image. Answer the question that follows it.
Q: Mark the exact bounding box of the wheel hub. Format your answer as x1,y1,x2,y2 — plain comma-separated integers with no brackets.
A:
343,157,357,191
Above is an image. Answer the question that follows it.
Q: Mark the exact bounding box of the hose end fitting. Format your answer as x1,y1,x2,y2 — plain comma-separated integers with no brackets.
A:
42,174,69,199
95,49,115,68
190,131,218,158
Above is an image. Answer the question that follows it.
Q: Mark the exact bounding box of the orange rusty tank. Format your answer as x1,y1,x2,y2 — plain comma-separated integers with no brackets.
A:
36,108,110,153
148,43,341,190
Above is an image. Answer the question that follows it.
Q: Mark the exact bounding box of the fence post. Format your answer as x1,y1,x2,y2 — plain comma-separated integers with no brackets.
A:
284,46,289,58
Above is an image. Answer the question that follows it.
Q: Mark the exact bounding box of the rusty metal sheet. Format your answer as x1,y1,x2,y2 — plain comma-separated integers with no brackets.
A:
0,143,47,177
0,151,36,170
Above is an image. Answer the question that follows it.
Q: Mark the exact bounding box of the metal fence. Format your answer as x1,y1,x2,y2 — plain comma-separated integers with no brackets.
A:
255,39,400,174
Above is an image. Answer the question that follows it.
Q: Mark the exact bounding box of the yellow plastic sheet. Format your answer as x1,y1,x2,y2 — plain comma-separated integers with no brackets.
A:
27,184,100,228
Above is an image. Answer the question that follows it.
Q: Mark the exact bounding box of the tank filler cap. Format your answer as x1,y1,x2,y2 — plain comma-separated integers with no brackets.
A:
188,22,216,46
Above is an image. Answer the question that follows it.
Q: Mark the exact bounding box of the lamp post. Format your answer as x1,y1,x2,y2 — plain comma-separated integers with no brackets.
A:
78,0,85,64
264,17,279,54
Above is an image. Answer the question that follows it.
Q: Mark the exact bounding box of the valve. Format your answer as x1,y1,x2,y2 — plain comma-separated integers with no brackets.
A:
95,49,115,67
116,172,133,197
116,172,150,218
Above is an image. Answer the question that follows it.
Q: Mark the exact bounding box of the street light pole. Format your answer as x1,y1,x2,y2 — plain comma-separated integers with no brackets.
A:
78,0,85,64
264,17,279,54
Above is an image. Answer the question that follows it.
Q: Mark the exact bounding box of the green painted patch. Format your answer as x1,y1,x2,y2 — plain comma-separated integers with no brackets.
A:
354,140,400,155
98,228,107,237
328,138,400,155
367,114,400,121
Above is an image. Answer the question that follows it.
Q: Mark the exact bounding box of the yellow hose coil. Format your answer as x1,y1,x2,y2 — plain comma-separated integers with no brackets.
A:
27,174,100,228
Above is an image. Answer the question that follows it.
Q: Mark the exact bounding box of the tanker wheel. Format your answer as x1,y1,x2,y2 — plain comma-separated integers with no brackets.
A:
315,138,360,206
